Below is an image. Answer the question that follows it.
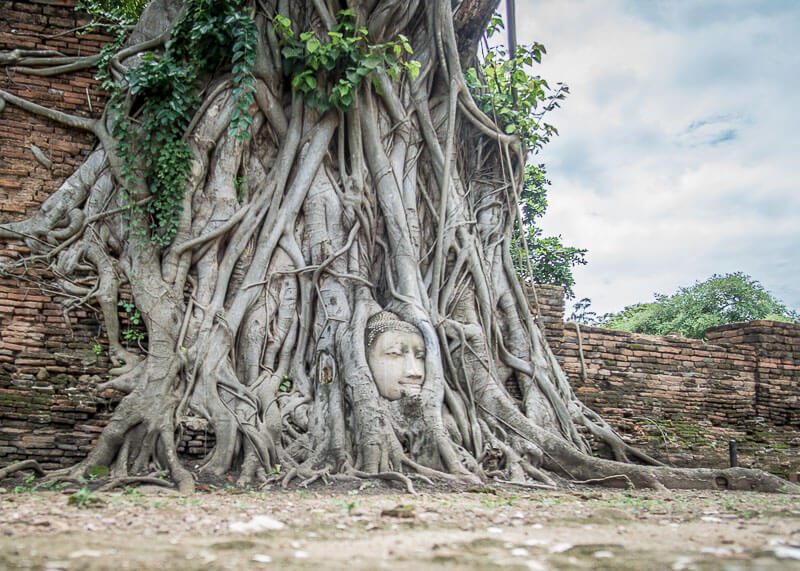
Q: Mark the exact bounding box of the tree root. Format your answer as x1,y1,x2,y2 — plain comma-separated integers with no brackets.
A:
0,460,46,480
347,469,418,494
97,477,177,493
492,478,557,491
570,474,636,489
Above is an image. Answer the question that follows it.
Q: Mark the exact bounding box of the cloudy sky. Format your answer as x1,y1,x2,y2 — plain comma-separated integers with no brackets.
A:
508,0,800,316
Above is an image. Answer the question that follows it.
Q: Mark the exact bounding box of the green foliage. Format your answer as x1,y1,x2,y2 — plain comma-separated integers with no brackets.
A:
88,464,110,478
601,272,798,339
484,12,505,38
69,475,102,508
118,299,146,343
466,39,568,152
12,474,66,494
273,10,419,111
12,473,37,494
77,0,140,99
122,329,145,343
79,0,148,22
512,165,587,297
279,375,292,393
97,0,257,245
335,498,360,514
470,16,579,294
118,299,140,323
122,485,143,498
228,10,258,140
69,484,98,508
234,175,250,202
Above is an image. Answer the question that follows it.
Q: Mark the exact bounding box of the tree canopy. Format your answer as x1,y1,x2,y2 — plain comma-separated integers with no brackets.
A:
600,272,798,339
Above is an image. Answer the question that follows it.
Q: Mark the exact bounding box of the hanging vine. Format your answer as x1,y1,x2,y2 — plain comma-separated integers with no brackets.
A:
102,0,258,245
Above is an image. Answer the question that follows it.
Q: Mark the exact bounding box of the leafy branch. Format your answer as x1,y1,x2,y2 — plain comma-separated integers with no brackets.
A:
273,10,419,111
466,42,568,153
468,16,582,294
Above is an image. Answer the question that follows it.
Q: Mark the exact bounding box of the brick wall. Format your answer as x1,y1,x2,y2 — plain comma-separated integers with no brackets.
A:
529,284,564,349
0,1,235,468
532,287,800,478
0,0,110,222
0,0,114,467
707,321,800,428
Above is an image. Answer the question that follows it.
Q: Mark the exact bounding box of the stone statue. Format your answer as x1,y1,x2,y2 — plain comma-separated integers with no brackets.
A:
365,311,426,400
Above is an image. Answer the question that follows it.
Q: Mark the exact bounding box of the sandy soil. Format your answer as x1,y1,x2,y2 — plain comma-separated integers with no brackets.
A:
1,480,799,570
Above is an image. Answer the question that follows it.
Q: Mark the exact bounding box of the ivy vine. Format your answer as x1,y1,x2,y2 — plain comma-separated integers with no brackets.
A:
77,0,148,22
93,0,257,246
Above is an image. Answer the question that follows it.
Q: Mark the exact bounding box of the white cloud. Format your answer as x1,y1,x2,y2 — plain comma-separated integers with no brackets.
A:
511,0,800,315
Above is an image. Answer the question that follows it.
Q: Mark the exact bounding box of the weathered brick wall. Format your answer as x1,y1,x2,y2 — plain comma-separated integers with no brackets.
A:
0,0,116,468
0,1,232,469
534,290,799,478
560,325,760,463
0,263,112,467
707,321,800,428
0,0,110,222
529,284,564,350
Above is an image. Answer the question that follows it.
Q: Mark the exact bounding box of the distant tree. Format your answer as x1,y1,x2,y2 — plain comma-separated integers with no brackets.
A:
601,272,798,339
513,164,587,298
568,297,600,325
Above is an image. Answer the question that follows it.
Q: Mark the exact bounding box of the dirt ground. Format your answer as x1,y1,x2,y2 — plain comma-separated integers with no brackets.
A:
1,479,799,570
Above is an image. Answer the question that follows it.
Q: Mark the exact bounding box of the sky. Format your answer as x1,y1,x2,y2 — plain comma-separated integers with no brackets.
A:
507,0,800,316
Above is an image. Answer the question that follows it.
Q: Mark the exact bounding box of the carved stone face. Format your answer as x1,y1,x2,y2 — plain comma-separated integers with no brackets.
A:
366,313,426,400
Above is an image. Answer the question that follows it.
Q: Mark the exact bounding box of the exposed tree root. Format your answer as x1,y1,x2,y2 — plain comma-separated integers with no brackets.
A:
493,478,557,491
0,460,46,480
347,469,418,494
97,477,177,493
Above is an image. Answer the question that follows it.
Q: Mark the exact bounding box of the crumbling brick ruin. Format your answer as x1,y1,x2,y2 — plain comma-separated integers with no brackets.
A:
534,285,799,480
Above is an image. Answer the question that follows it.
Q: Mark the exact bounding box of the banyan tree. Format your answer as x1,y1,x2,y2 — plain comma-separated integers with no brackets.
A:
0,0,793,494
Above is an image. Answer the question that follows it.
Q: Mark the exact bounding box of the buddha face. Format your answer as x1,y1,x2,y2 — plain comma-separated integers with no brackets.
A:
366,313,426,400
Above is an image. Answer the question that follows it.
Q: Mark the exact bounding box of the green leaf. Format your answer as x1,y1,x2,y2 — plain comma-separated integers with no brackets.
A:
406,60,420,81
282,46,302,59
306,36,321,54
361,54,382,70
371,75,383,95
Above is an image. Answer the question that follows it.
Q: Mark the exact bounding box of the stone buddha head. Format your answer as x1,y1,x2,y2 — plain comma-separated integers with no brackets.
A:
365,311,426,400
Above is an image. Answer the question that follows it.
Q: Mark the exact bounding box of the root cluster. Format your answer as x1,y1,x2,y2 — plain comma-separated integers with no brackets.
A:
0,0,794,495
